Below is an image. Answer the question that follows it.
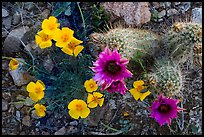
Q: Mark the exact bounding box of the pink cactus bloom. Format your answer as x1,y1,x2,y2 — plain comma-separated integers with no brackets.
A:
102,80,128,95
149,94,185,127
92,47,132,86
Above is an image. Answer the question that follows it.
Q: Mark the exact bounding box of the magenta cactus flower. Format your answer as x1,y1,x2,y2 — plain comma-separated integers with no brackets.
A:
92,47,132,86
102,80,128,95
149,94,185,126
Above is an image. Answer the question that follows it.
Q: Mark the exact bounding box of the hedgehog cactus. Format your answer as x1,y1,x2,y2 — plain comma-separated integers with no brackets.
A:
90,28,160,62
146,60,183,97
161,22,202,65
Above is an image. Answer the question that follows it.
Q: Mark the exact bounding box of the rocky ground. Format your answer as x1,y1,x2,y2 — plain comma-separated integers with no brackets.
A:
2,2,202,135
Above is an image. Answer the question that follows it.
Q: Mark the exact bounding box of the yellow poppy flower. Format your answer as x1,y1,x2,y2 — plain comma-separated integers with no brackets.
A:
84,78,98,92
9,58,19,71
35,30,53,49
34,103,46,117
53,27,74,48
68,99,90,119
42,16,60,35
129,80,151,101
61,37,84,57
87,92,104,108
26,80,46,102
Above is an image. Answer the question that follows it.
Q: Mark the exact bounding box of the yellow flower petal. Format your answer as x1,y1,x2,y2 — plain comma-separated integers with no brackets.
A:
74,45,84,57
87,93,94,104
133,80,144,88
34,104,46,117
140,90,151,101
29,92,39,102
36,80,46,90
70,37,83,45
98,98,104,107
69,109,80,119
39,40,52,49
9,58,19,71
80,107,90,118
88,101,98,108
56,41,68,48
42,19,49,30
93,92,103,98
52,29,62,41
84,79,98,92
26,82,36,93
35,35,41,45
62,27,74,37
68,99,79,109
61,47,73,56
49,16,57,23
129,88,141,101
37,91,44,100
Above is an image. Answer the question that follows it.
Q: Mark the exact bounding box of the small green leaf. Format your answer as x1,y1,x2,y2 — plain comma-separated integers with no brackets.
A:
24,97,35,106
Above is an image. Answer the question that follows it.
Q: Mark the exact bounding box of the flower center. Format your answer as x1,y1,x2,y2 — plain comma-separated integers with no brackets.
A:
68,42,76,50
89,83,94,89
158,104,171,114
35,87,41,94
62,34,69,42
48,23,55,30
42,34,49,41
105,61,121,74
39,107,44,112
92,96,99,103
76,104,83,111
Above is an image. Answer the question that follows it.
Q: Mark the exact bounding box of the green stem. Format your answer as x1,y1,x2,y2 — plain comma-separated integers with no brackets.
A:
100,121,120,132
138,59,147,74
77,2,86,35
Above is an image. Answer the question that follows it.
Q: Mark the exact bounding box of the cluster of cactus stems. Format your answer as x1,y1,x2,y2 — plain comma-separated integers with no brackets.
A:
89,22,202,97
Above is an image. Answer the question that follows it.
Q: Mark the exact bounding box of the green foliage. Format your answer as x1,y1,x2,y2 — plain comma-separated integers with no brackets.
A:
52,2,75,17
151,10,159,21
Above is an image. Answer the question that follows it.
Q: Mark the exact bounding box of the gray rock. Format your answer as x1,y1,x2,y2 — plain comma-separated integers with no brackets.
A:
152,2,160,9
69,121,78,126
2,30,8,38
31,110,39,119
22,115,31,127
192,8,202,24
3,16,12,30
180,2,191,13
167,9,178,17
2,60,9,70
41,9,50,19
158,10,166,18
159,2,165,9
54,127,66,135
43,55,54,72
24,2,35,11
16,110,21,122
3,26,29,55
165,2,171,8
2,8,9,17
174,2,181,6
2,99,8,111
8,58,31,86
12,12,21,25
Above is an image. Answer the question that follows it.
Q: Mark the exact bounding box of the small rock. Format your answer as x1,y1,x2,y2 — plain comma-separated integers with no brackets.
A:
2,8,9,17
159,2,165,9
12,12,21,25
54,127,66,135
66,126,78,135
164,2,171,8
13,101,24,109
2,92,11,101
192,8,202,24
42,131,50,135
180,2,191,13
167,9,178,17
41,9,50,19
2,29,8,38
43,55,54,72
174,2,181,6
24,2,35,11
9,58,31,86
158,10,166,18
101,2,151,26
31,110,39,119
69,121,78,126
20,131,26,135
22,115,31,127
16,110,21,122
2,60,9,70
152,2,160,9
2,99,8,111
3,16,12,30
3,26,29,55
